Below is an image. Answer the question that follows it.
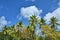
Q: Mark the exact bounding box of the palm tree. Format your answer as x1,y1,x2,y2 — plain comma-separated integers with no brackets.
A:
29,15,38,40
38,18,46,28
21,26,32,40
17,21,23,27
49,17,60,29
38,18,46,40
29,15,38,30
16,21,23,40
27,26,33,40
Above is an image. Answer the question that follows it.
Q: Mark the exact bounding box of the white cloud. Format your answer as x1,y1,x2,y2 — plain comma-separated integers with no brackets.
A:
44,8,60,24
17,14,23,20
0,16,7,25
25,0,35,2
20,6,42,19
0,16,10,31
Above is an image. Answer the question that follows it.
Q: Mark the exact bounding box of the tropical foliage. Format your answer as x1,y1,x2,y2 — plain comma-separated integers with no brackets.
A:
0,15,60,40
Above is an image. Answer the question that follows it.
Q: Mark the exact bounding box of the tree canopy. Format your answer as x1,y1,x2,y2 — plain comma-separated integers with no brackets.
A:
0,15,60,40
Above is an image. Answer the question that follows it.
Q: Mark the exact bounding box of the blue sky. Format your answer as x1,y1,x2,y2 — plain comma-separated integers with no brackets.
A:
0,0,60,28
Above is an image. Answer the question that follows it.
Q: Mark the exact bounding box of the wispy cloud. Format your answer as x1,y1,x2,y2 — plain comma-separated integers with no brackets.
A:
58,2,60,7
0,6,3,9
25,0,36,2
0,5,8,10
